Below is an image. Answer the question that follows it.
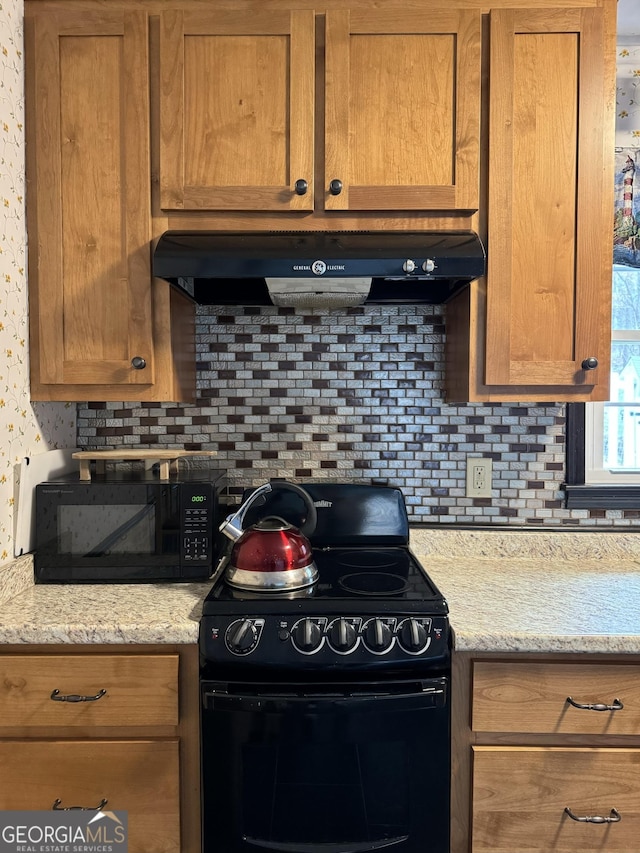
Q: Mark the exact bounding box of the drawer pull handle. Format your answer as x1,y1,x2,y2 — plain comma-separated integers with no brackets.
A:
50,688,107,703
565,807,621,824
566,696,624,712
53,798,108,812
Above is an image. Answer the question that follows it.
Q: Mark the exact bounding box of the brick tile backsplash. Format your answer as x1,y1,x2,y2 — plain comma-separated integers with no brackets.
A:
76,304,632,527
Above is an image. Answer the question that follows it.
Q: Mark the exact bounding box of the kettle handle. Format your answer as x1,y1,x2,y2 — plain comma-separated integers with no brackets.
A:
220,480,318,541
268,481,318,536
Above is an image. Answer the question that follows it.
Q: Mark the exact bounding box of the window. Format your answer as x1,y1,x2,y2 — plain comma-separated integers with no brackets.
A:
565,163,640,507
564,5,640,507
585,264,640,484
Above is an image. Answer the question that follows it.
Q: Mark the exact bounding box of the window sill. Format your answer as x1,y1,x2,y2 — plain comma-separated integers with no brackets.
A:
564,484,640,509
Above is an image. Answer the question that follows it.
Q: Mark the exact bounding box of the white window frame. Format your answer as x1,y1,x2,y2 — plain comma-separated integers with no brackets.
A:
585,329,640,484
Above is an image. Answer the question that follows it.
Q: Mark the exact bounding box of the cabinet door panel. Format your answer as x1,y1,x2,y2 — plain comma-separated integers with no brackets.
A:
0,740,180,853
473,746,640,853
159,10,314,211
30,12,154,387
325,10,480,212
485,9,611,391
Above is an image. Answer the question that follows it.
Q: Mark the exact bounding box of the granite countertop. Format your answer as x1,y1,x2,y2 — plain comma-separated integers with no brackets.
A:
1,530,640,651
411,529,640,654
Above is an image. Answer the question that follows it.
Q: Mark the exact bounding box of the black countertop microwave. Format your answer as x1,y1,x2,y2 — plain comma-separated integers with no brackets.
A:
34,469,227,583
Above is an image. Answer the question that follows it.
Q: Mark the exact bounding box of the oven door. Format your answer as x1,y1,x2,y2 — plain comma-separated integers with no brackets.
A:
201,677,450,853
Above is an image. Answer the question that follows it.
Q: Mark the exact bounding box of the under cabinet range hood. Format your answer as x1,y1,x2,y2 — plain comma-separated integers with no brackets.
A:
153,230,486,308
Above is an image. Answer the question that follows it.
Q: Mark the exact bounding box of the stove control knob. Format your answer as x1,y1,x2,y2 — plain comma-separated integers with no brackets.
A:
291,618,323,654
397,618,430,654
363,618,393,654
327,618,358,654
225,619,259,655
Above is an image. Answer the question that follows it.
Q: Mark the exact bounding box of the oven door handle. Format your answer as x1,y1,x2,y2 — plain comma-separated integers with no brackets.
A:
202,684,446,713
243,834,409,852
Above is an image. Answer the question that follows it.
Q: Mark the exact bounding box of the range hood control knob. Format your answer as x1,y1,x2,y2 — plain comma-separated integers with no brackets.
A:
402,259,416,273
422,259,435,273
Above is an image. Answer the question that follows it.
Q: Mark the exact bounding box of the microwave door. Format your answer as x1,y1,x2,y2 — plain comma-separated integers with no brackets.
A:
85,502,156,556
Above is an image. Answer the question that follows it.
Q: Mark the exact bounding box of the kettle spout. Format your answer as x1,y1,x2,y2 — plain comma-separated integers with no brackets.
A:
219,482,274,542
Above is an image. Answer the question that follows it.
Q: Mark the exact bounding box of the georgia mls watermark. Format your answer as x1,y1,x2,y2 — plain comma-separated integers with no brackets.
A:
0,809,127,853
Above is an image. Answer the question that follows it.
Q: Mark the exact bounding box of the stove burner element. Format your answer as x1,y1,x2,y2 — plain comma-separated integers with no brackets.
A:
338,571,409,596
336,550,401,570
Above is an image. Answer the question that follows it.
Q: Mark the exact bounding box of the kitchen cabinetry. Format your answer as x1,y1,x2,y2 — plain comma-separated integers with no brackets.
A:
0,646,200,853
158,9,480,213
24,0,615,404
25,10,195,402
445,4,615,403
452,654,640,853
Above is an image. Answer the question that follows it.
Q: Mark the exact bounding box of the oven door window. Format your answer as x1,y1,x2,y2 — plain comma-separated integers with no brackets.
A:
201,679,450,853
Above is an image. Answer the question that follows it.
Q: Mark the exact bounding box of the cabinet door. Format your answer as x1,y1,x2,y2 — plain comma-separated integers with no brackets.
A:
325,10,480,212
485,8,612,391
159,10,315,211
473,746,640,853
0,740,180,853
28,11,155,388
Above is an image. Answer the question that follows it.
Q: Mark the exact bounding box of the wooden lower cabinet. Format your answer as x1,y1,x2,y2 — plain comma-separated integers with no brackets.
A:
0,740,180,853
452,653,640,853
472,746,640,853
0,645,200,853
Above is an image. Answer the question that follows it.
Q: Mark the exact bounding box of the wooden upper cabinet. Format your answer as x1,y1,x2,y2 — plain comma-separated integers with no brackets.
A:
324,9,481,212
159,10,315,211
28,11,156,389
158,7,480,214
484,8,612,392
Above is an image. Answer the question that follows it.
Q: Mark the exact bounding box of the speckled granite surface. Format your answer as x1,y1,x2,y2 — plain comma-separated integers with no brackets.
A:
0,559,209,644
410,529,640,654
1,531,640,651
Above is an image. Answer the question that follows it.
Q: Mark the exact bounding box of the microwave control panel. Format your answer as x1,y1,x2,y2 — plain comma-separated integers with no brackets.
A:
181,483,214,573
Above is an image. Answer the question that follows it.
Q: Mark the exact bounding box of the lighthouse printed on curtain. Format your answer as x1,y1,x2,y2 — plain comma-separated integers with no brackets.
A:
614,148,640,266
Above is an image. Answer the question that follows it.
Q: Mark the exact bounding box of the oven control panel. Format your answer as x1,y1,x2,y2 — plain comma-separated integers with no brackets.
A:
203,613,449,670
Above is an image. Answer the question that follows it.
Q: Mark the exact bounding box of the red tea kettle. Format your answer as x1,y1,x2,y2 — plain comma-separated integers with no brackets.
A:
219,481,318,592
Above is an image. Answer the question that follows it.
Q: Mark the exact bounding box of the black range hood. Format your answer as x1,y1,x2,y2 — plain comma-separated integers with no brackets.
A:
153,230,486,307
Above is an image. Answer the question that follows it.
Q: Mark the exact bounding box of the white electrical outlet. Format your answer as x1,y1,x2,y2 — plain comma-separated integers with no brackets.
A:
465,457,492,498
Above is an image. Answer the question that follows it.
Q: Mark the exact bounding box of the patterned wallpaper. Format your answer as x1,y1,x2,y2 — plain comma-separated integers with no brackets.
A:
617,40,640,144
0,0,75,567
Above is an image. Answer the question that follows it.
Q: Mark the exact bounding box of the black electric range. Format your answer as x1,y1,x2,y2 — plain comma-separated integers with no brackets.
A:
200,483,450,678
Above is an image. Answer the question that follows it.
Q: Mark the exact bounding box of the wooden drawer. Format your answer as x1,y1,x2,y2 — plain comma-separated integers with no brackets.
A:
472,746,640,853
0,739,180,853
473,662,640,735
0,655,178,727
